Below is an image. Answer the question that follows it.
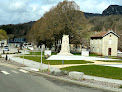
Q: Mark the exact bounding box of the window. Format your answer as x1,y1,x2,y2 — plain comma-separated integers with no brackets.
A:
110,35,111,37
109,39,112,44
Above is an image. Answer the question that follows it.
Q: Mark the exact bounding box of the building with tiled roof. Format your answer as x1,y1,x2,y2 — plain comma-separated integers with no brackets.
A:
90,30,119,56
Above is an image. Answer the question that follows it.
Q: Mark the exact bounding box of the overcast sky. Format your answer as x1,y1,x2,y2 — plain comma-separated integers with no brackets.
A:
0,0,122,25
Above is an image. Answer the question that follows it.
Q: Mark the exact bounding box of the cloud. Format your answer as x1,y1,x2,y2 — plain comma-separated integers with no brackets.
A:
74,0,109,13
0,0,122,25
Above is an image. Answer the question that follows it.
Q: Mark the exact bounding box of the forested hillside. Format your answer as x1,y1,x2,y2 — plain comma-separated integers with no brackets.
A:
88,15,122,50
0,21,34,38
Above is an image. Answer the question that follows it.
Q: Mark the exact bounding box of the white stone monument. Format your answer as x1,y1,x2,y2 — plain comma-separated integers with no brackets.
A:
44,50,51,56
58,35,73,56
81,49,89,56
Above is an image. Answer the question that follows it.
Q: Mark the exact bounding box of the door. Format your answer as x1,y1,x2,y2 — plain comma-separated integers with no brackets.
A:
108,48,111,55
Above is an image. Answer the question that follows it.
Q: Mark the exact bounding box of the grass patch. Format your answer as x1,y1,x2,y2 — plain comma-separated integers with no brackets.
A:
99,60,122,63
26,52,57,55
102,56,122,59
26,52,99,56
71,53,81,55
120,85,122,88
89,53,98,56
26,52,43,55
61,65,122,80
19,56,93,65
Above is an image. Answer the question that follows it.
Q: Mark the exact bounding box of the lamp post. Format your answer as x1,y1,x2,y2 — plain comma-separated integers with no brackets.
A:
23,47,25,65
40,45,43,71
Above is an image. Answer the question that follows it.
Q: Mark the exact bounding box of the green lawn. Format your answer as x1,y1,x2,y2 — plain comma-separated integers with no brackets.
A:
100,60,122,63
102,56,122,59
19,56,93,65
26,52,44,55
26,52,57,55
61,65,122,80
89,53,98,56
26,52,99,56
71,53,81,55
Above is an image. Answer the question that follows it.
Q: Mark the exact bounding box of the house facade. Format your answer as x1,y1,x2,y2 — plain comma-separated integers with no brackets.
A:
90,30,119,56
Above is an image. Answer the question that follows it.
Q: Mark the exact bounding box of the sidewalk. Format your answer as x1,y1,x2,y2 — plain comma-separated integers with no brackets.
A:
2,50,60,72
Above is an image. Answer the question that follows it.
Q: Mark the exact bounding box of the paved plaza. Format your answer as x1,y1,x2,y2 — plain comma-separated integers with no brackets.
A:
47,55,119,60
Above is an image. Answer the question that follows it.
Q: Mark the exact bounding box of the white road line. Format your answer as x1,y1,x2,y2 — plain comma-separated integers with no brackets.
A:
19,69,28,73
1,71,10,75
11,70,19,74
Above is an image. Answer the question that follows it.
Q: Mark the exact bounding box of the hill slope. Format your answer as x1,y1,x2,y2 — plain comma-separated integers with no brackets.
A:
103,5,122,15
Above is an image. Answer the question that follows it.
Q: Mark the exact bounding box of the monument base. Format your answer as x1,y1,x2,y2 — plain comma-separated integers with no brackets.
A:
57,52,73,56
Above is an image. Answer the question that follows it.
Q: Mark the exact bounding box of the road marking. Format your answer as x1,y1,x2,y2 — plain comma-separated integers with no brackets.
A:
11,70,19,74
19,69,28,73
1,71,10,75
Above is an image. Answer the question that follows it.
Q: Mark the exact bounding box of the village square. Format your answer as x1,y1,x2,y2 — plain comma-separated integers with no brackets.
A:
0,29,122,92
0,0,122,92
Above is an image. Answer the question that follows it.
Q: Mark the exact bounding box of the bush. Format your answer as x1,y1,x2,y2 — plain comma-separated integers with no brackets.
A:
120,85,122,88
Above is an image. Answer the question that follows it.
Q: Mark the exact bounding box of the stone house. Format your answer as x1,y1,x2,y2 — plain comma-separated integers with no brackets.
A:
90,30,119,56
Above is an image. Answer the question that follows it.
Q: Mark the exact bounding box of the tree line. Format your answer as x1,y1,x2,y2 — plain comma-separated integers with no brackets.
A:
0,21,34,39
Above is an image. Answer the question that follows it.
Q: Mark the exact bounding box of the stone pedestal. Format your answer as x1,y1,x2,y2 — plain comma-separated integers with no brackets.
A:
69,71,84,80
58,35,73,56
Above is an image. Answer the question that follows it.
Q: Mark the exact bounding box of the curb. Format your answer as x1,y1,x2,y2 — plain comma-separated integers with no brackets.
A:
29,71,122,92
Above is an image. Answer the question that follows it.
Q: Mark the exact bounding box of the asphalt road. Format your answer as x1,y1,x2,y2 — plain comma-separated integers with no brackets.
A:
0,65,108,92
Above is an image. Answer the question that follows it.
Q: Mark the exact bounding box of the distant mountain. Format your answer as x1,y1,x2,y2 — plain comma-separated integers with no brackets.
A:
102,5,122,15
84,5,122,17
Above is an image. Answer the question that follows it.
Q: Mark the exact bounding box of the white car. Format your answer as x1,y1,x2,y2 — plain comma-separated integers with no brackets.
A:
28,45,33,50
3,46,9,51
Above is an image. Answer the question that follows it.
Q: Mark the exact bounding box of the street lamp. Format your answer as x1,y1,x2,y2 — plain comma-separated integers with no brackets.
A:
40,45,43,71
23,47,25,65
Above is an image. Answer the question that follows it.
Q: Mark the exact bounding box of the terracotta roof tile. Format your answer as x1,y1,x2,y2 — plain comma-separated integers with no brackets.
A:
91,31,108,37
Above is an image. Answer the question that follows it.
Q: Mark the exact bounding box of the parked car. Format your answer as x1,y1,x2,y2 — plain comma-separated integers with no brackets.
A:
27,45,33,50
3,46,9,51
